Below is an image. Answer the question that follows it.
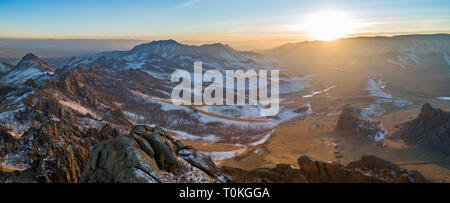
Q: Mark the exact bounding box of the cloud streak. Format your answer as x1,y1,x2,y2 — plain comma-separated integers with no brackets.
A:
182,0,200,7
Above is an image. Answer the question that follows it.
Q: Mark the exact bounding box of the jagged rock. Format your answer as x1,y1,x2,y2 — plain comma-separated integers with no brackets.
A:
346,155,400,171
80,125,224,183
222,164,307,183
224,155,426,183
0,122,118,183
297,156,342,182
178,148,220,178
393,103,450,154
296,155,426,183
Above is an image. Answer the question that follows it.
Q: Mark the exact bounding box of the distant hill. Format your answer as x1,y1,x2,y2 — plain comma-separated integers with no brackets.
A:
0,38,146,58
264,34,450,70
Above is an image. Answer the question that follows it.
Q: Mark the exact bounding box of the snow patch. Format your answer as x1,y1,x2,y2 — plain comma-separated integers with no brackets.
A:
58,100,101,120
366,79,392,98
437,97,450,101
200,147,247,162
303,85,336,98
361,104,385,117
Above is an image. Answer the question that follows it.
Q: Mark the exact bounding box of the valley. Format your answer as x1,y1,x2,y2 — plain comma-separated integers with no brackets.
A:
1,34,449,183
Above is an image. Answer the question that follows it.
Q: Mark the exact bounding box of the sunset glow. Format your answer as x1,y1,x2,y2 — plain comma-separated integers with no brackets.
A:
302,12,359,41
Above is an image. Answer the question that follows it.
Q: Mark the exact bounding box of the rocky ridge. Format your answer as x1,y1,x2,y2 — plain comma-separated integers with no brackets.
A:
1,123,427,183
393,103,450,153
223,155,426,183
80,125,224,183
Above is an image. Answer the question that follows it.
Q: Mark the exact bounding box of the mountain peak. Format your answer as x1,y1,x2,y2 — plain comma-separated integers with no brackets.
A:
130,39,182,52
17,53,55,72
394,103,450,154
1,53,55,85
22,53,40,61
146,39,181,46
419,103,448,121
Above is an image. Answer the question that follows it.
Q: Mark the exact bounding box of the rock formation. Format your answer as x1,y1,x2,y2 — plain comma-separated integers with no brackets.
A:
393,103,450,153
79,125,224,183
336,105,386,141
0,123,119,183
223,155,426,183
2,124,427,183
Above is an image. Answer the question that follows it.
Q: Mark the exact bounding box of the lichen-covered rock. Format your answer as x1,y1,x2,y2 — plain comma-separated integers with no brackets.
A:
79,125,225,183
79,136,166,183
128,125,179,169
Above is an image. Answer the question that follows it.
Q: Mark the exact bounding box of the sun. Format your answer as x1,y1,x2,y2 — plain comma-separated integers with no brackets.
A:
302,11,358,41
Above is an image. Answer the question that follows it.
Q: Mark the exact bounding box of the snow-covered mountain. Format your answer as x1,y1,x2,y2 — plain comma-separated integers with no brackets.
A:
265,34,450,69
264,34,450,98
0,40,310,158
64,40,277,80
0,36,447,183
1,53,55,85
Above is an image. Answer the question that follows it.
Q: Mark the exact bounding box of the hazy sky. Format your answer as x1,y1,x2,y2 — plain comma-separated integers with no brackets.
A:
0,0,449,49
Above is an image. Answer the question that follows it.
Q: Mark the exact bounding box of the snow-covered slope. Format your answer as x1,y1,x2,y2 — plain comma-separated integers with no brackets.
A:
67,40,277,75
265,34,450,69
0,41,309,148
0,62,14,75
1,53,55,85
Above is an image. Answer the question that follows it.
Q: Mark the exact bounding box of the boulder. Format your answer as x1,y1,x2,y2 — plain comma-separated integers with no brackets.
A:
79,136,166,183
80,125,224,183
128,125,179,169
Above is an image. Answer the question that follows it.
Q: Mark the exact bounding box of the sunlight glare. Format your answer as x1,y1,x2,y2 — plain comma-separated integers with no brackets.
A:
301,11,358,41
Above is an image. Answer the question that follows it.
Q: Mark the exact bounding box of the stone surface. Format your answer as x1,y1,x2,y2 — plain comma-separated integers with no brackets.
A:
79,125,224,183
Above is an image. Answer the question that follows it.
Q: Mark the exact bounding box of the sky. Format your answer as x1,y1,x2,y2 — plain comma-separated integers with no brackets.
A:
0,0,449,50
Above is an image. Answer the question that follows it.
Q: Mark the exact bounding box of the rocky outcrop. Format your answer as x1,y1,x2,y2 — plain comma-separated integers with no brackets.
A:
2,124,427,183
223,155,426,183
393,103,450,153
298,155,425,183
79,125,224,183
335,105,386,141
222,164,307,183
0,123,119,183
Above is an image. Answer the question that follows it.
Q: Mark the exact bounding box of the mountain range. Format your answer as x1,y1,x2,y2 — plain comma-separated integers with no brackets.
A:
0,34,449,182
